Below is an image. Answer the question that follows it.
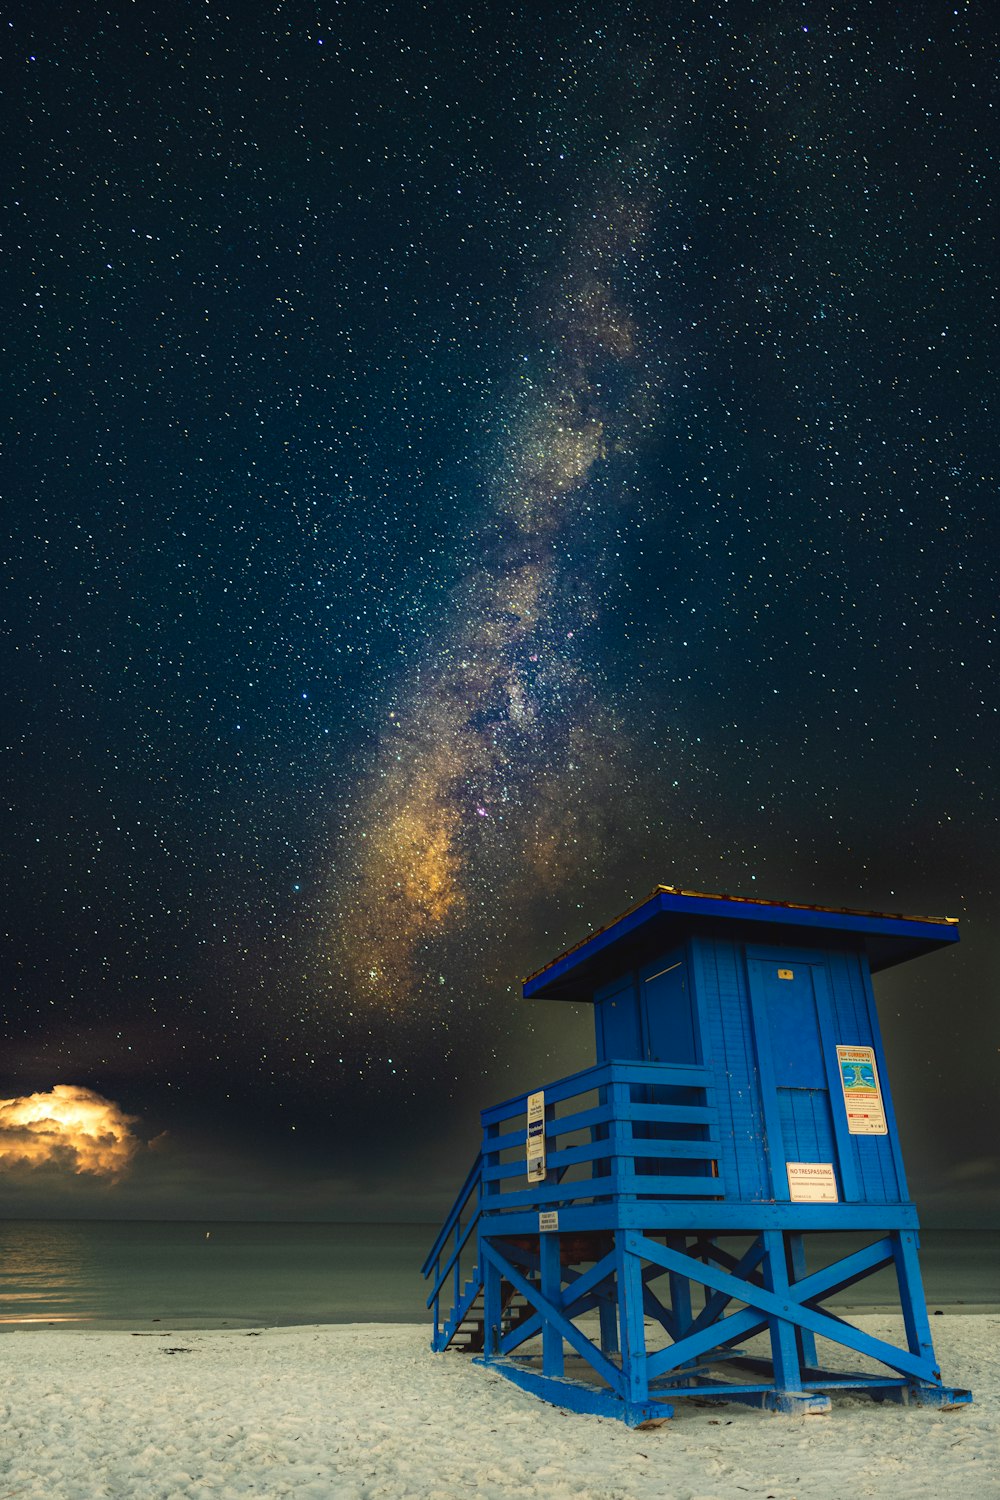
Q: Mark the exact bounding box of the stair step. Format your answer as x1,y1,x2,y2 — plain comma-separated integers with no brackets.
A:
440,1273,537,1354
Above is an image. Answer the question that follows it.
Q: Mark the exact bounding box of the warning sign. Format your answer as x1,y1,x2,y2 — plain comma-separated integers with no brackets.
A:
786,1161,838,1202
526,1090,546,1182
836,1044,888,1135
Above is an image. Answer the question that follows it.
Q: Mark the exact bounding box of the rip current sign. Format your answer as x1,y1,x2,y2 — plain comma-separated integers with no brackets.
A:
526,1089,546,1182
837,1044,888,1135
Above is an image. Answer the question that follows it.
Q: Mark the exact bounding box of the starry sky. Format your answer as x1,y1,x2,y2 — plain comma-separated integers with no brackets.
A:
3,1,997,1224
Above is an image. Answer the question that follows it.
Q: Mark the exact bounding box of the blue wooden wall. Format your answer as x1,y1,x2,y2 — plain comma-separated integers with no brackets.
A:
590,932,907,1209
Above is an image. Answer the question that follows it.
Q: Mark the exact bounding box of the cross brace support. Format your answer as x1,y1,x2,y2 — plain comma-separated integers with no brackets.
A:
474,1227,971,1424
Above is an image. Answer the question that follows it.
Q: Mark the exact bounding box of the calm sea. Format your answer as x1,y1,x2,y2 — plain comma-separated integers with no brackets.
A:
0,1221,995,1330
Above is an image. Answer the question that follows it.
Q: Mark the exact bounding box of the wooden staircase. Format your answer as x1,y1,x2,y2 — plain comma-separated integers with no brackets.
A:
423,1155,541,1354
440,1279,534,1354
438,1270,484,1351
422,1153,484,1353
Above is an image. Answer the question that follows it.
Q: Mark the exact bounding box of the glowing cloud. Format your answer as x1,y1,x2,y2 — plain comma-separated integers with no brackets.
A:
0,1085,141,1181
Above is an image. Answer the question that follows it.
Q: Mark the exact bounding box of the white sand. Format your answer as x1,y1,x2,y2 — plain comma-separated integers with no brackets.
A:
0,1315,995,1499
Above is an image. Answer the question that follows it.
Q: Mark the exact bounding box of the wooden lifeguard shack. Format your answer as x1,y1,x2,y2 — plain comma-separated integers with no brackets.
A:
422,885,972,1424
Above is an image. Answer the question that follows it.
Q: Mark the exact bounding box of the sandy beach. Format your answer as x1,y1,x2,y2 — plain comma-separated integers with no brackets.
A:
0,1313,995,1499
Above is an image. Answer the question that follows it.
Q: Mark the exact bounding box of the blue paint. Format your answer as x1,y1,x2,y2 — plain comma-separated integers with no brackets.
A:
525,887,959,1001
641,954,697,1064
594,975,641,1060
760,965,825,1085
424,886,971,1421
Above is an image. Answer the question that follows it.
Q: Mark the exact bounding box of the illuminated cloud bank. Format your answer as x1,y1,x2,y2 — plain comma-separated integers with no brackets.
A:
0,1085,141,1180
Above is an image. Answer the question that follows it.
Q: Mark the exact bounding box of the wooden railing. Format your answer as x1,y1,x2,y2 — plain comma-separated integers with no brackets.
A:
480,1059,722,1218
421,1152,482,1349
422,1061,722,1348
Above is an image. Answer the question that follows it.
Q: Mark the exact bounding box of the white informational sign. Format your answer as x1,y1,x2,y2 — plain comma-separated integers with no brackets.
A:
539,1211,559,1233
526,1089,546,1183
786,1161,839,1203
836,1044,888,1135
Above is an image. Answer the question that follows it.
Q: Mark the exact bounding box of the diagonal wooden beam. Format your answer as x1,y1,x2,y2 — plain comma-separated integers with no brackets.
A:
685,1235,766,1337
638,1266,677,1339
782,1236,891,1301
648,1305,763,1377
700,1237,761,1273
501,1291,606,1357
481,1241,624,1395
498,1252,616,1356
664,1235,896,1351
626,1232,937,1383
654,1239,900,1366
502,1308,541,1354
559,1250,617,1311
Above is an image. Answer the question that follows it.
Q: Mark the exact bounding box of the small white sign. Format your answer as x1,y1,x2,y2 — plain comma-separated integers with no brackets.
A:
836,1044,888,1135
526,1090,546,1182
527,1150,546,1182
786,1161,838,1202
539,1211,559,1233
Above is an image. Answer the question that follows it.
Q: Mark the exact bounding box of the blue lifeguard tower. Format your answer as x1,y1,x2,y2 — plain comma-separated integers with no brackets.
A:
422,886,972,1423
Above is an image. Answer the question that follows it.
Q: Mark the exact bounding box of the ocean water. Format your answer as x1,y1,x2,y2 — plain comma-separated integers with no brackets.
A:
0,1221,995,1330
0,1221,437,1329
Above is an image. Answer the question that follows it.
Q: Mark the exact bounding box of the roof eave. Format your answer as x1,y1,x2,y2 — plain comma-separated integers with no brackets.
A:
523,887,959,1003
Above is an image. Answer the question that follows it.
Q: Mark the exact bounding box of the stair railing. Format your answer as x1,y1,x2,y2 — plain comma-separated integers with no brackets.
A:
422,1151,483,1349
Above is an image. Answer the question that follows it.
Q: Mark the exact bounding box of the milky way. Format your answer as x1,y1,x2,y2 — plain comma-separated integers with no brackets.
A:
332,173,666,1010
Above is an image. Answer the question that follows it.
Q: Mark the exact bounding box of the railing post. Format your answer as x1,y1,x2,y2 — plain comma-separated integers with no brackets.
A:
598,1291,619,1355
482,1120,500,1211
432,1259,440,1349
609,1075,634,1201
483,1257,502,1360
482,1120,501,1357
453,1219,461,1313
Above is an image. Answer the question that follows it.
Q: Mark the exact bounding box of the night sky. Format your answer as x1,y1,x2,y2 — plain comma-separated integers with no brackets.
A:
3,2,997,1224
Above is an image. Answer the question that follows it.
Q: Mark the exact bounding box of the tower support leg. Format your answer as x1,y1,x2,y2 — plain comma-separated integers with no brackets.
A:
786,1231,818,1369
540,1231,564,1377
667,1233,693,1338
892,1228,942,1398
761,1229,827,1413
616,1233,649,1407
483,1253,502,1360
598,1291,619,1355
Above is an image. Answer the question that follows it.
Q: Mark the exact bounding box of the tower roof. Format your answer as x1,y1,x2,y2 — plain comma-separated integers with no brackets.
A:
524,885,960,1002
